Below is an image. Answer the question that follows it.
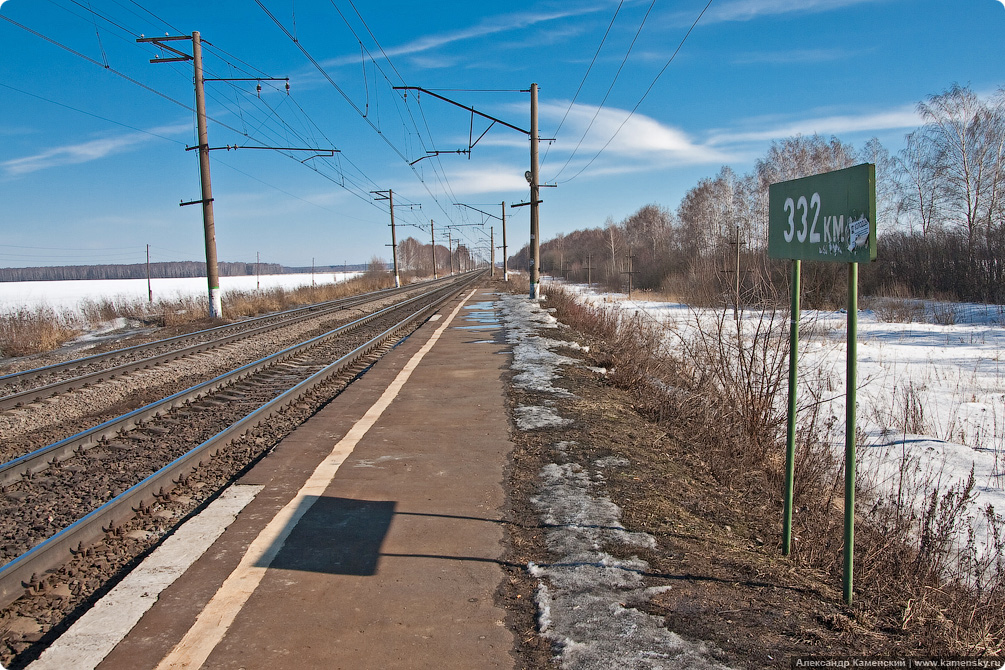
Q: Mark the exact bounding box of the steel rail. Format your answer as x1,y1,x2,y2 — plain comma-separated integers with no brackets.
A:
0,272,481,607
0,287,396,412
0,278,461,488
0,277,453,401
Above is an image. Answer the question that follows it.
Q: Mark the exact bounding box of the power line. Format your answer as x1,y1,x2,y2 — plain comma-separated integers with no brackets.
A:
0,82,185,145
256,0,463,224
548,0,657,182
557,0,715,184
541,0,624,167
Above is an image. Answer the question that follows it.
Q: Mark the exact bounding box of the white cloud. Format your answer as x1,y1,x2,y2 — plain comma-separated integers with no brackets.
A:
704,0,881,23
440,165,529,196
707,104,923,145
322,5,608,68
541,101,731,168
2,123,188,176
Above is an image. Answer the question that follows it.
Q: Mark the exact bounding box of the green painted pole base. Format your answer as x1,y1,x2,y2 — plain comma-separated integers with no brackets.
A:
782,259,801,555
843,262,858,604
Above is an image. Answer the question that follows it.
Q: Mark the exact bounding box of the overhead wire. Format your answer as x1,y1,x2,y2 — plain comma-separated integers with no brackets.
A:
0,82,185,145
557,0,714,184
9,1,393,212
547,0,657,182
322,0,464,222
540,0,624,167
7,1,472,241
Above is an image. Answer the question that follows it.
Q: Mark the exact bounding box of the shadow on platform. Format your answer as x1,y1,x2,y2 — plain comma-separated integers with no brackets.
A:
269,496,396,576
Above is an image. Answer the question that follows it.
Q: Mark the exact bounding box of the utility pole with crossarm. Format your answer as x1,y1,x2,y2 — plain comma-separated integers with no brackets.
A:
394,85,547,297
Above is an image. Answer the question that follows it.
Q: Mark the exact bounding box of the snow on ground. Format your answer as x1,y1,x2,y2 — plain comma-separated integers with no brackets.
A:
0,273,361,315
553,277,1005,556
498,292,734,670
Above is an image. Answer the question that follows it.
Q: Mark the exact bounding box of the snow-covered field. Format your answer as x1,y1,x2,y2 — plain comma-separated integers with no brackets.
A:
554,278,1005,554
0,272,361,315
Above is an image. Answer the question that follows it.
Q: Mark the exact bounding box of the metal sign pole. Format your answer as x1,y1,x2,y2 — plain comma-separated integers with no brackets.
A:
844,261,859,604
782,258,801,555
767,163,874,604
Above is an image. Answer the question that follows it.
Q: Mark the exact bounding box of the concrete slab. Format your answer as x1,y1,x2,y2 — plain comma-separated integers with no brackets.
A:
98,285,516,670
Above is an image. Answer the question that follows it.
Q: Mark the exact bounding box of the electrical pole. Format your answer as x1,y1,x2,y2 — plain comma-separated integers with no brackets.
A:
256,251,260,290
393,86,540,293
137,32,221,318
146,244,152,303
529,82,541,300
501,201,509,281
490,226,495,278
622,246,638,300
191,32,222,318
586,252,595,290
447,230,453,275
430,220,437,280
726,225,747,321
372,189,401,287
140,33,332,318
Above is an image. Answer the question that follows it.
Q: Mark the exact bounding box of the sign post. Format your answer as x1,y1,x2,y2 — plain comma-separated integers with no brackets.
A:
768,163,876,605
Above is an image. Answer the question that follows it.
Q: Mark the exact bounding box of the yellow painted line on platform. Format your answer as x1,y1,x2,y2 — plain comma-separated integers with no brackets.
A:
155,290,478,670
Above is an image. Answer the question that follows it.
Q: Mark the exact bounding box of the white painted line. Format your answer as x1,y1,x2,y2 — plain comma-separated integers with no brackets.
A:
156,290,477,670
26,485,263,670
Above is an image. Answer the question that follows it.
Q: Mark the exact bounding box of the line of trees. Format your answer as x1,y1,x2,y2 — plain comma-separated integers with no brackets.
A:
0,261,285,282
396,236,474,276
511,84,1005,306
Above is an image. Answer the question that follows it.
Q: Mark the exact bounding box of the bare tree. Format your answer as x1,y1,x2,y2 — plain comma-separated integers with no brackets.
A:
914,84,1005,254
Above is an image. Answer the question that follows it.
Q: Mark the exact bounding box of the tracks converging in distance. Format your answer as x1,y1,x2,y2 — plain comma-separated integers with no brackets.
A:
0,273,481,609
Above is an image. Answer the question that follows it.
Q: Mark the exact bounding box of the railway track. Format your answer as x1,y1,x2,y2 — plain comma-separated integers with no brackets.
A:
0,277,453,408
0,272,481,610
0,277,459,463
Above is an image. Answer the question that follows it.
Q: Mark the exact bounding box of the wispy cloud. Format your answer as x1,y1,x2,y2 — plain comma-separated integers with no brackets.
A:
439,165,529,196
322,5,608,68
704,0,881,23
540,101,731,171
2,124,187,176
706,104,922,145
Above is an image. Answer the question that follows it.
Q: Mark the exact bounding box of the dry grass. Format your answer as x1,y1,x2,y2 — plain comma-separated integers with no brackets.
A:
0,273,398,359
0,306,80,357
543,284,1005,656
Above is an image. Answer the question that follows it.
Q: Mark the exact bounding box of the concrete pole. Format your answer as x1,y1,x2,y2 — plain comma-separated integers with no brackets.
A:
529,82,541,299
430,220,437,279
388,189,400,288
490,226,495,278
192,32,222,318
447,231,453,275
146,244,152,302
501,202,509,281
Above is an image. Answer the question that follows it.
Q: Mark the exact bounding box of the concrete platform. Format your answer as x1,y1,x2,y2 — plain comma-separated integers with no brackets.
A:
94,284,516,670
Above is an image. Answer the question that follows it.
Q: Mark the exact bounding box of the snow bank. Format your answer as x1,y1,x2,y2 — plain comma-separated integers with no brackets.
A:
0,273,361,315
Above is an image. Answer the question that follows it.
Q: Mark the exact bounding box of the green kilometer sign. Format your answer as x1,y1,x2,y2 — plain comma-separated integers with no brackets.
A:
768,163,876,263
771,162,877,605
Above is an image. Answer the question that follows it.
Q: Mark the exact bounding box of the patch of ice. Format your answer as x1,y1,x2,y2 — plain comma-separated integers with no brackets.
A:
529,460,732,670
515,405,572,430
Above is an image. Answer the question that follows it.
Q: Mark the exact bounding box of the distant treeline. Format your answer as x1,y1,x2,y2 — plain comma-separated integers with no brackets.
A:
0,261,285,282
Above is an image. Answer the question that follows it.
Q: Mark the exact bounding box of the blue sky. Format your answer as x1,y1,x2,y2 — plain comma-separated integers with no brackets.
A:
1,0,1003,270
